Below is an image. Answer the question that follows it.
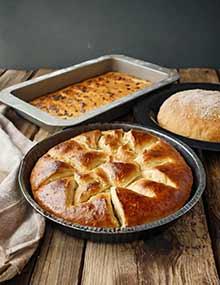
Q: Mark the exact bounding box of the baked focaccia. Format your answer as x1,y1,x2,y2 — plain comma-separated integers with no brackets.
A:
30,72,151,119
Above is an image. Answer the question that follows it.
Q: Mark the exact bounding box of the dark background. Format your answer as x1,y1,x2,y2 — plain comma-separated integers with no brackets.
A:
0,0,219,70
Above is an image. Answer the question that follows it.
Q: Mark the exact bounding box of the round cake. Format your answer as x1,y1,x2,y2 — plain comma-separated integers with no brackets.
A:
157,89,220,142
30,129,193,228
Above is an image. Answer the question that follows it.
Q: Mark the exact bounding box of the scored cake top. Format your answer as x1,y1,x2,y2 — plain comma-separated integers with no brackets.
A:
30,128,193,228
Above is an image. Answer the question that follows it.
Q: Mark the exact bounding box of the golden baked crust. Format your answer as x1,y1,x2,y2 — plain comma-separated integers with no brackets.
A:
30,72,151,119
157,89,220,142
30,129,193,228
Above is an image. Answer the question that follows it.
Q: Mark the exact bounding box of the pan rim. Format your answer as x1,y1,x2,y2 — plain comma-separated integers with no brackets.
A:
18,122,206,236
0,54,179,130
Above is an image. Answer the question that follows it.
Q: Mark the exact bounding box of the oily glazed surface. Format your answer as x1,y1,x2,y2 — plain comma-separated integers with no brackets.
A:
31,72,151,119
30,129,193,228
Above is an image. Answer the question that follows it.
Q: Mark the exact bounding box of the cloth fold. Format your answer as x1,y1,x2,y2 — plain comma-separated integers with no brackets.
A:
0,114,45,282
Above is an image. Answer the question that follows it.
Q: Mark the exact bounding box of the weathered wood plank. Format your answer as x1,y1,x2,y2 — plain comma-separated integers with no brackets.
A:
29,71,86,285
203,152,220,277
0,70,37,285
179,68,218,83
180,68,220,277
82,69,219,285
0,70,33,90
1,69,53,285
181,66,220,276
0,68,84,285
83,203,219,285
31,68,54,78
180,67,220,277
82,242,138,285
30,225,84,285
3,68,220,285
139,202,219,284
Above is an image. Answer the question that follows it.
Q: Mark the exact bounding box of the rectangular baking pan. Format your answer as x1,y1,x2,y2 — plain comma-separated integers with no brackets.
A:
0,55,179,131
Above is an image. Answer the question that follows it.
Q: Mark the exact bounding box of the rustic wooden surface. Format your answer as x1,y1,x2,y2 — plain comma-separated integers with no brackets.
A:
1,68,220,285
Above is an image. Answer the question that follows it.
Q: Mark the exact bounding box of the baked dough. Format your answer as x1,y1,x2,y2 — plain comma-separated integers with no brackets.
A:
157,89,220,142
30,129,193,228
31,72,151,119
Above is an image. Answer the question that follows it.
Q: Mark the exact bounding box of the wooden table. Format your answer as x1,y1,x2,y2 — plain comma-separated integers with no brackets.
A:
1,68,220,285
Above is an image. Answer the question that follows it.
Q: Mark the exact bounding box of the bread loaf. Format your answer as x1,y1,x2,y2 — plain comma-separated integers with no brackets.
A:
157,89,220,142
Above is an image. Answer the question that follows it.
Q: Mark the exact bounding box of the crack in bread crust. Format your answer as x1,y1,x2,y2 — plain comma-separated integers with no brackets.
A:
30,129,193,228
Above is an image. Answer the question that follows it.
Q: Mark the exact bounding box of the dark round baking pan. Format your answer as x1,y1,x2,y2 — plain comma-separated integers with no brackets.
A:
133,83,220,151
18,122,206,243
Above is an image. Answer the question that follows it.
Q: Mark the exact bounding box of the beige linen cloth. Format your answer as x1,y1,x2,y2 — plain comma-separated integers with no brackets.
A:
0,113,45,282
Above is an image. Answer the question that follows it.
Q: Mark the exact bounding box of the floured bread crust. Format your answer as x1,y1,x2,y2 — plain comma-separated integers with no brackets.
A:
157,89,220,142
30,129,193,228
31,72,151,119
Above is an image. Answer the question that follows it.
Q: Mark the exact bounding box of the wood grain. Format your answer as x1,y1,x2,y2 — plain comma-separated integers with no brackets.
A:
81,69,220,285
2,67,220,285
179,68,218,83
179,68,220,277
137,202,219,285
82,242,138,285
32,68,54,78
82,199,219,284
0,68,85,285
1,69,51,285
29,72,86,285
0,70,33,90
0,69,37,285
203,152,220,277
29,224,84,285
